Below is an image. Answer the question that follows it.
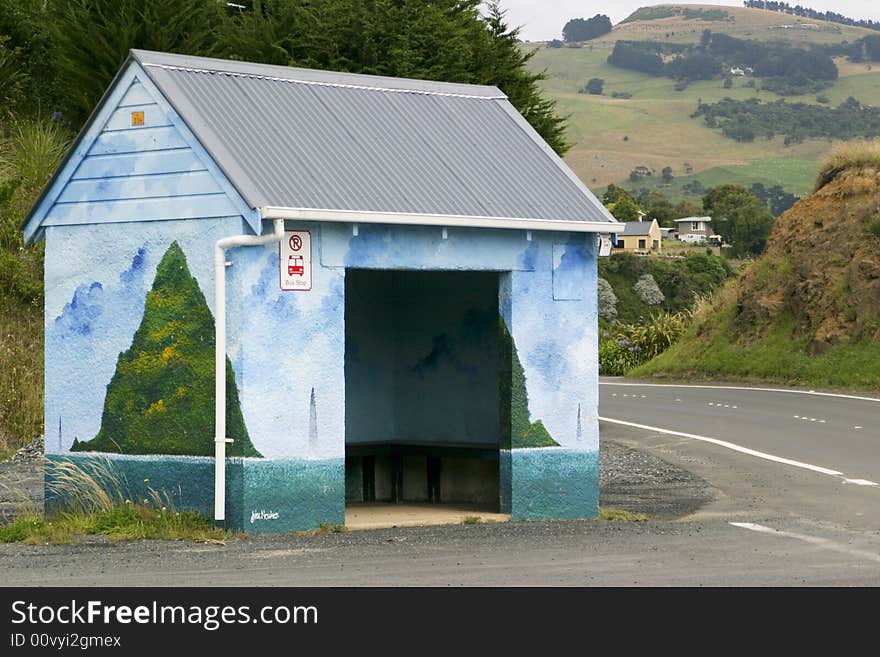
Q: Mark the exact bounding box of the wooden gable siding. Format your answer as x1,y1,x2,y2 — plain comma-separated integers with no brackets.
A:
42,78,241,230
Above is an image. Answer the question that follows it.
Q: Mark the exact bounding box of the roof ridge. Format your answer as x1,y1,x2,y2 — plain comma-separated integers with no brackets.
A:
141,62,507,101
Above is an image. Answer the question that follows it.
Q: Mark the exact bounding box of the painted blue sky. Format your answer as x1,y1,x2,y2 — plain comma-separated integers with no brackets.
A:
44,218,242,453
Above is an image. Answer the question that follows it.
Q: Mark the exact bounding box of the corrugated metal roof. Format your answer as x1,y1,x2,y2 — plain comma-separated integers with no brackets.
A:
620,221,655,236
131,50,616,228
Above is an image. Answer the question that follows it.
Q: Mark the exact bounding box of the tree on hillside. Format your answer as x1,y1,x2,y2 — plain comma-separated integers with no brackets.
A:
582,78,604,94
638,191,675,227
674,199,702,219
47,0,227,125
0,1,62,117
602,183,637,207
608,41,664,75
702,184,774,256
608,196,642,223
750,182,799,217
562,15,612,43
17,0,570,154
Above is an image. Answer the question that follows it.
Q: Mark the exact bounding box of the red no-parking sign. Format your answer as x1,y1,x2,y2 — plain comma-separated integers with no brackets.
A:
279,230,312,291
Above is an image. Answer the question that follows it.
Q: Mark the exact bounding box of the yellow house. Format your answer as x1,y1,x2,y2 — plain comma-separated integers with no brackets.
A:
614,219,661,253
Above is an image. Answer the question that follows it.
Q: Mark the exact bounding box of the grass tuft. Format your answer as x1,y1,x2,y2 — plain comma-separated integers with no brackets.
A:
598,508,649,522
814,140,880,192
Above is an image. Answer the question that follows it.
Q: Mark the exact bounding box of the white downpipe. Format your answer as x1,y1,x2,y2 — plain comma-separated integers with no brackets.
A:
214,217,285,522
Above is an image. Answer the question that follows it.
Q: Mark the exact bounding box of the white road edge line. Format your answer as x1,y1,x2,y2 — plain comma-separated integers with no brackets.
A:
730,522,880,564
843,478,879,486
598,416,843,476
600,381,880,403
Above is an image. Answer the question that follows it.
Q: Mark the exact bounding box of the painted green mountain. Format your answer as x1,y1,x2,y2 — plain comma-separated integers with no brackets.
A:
499,319,560,449
72,241,260,457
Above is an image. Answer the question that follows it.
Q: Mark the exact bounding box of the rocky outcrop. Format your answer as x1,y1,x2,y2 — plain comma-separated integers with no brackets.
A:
733,166,880,347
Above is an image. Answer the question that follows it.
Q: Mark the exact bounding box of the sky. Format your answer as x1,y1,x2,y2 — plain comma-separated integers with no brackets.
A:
496,1,880,42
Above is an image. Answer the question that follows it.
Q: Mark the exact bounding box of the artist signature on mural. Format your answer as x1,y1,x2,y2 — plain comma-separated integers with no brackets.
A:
250,510,280,524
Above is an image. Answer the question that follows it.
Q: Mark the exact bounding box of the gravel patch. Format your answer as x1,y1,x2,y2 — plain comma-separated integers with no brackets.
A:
599,439,712,519
0,437,44,524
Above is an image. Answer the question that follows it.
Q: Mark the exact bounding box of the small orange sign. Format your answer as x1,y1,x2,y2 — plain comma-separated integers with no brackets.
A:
131,111,145,127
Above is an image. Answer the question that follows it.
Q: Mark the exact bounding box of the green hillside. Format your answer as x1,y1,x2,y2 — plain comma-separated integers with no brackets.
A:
527,4,880,201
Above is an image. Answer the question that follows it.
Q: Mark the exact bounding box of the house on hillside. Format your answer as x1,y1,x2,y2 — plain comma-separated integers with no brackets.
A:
614,218,662,253
659,226,676,242
675,216,714,243
23,49,621,533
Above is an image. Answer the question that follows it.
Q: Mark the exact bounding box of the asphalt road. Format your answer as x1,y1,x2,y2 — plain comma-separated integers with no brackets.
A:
3,379,880,586
600,379,880,487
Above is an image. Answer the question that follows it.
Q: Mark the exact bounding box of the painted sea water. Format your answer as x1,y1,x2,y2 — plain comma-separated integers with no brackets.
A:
45,453,344,532
508,448,599,520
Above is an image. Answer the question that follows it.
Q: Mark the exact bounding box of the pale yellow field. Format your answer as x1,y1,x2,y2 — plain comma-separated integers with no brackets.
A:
528,4,880,195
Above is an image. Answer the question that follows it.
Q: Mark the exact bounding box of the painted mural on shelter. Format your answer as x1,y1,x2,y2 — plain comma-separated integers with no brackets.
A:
44,218,245,456
231,229,345,462
71,241,258,457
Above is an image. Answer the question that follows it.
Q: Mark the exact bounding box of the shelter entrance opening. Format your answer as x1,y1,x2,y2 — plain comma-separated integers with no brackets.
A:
344,269,501,518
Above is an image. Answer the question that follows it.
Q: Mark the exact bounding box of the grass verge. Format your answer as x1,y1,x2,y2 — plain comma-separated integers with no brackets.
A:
0,503,228,545
598,508,649,522
633,288,880,390
0,297,42,455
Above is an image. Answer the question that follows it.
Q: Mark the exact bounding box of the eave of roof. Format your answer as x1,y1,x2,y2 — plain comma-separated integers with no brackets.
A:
259,206,621,233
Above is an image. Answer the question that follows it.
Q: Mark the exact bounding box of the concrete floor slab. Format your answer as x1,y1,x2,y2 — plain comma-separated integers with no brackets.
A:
345,503,509,530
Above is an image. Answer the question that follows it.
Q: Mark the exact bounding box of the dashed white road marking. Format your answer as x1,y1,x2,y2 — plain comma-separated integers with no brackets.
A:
730,522,880,564
844,478,879,486
855,426,863,430
600,381,880,403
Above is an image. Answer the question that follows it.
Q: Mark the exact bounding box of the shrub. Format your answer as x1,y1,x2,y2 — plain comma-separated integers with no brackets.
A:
599,311,692,375
868,214,880,240
634,274,664,305
597,277,618,323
